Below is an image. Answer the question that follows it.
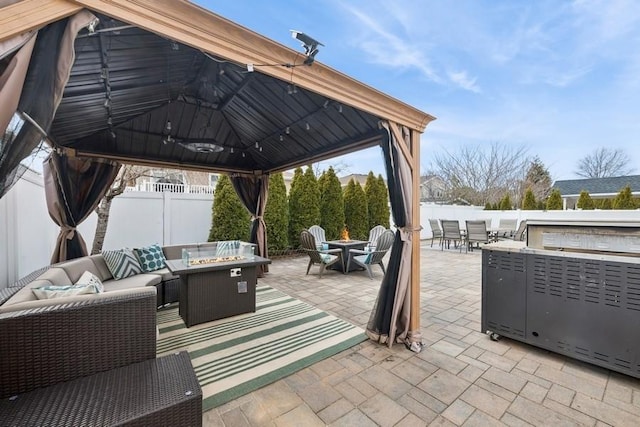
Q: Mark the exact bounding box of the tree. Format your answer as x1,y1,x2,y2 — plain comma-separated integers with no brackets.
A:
546,189,563,210
484,202,492,210
208,174,250,241
91,164,151,254
288,166,320,247
522,188,537,210
499,193,512,210
264,172,289,251
613,185,635,209
343,179,368,240
575,148,634,178
318,167,344,240
523,157,552,203
365,173,390,229
576,190,595,210
429,142,530,206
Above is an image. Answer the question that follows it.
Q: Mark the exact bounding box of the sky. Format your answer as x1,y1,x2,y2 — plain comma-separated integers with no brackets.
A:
194,0,640,182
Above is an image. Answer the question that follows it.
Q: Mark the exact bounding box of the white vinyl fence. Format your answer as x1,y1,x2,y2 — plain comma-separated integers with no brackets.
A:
2,170,639,287
1,169,213,287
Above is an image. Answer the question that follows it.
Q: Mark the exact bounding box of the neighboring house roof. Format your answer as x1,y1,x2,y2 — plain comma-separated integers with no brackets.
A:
553,175,640,196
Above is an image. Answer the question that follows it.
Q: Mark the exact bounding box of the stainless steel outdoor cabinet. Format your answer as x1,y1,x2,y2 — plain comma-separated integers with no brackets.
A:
482,220,640,379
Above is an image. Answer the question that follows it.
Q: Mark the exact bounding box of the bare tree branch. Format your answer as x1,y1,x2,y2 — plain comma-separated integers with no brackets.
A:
575,148,635,178
428,142,531,206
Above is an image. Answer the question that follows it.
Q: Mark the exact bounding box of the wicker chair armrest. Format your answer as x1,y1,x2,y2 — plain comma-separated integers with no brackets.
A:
0,288,158,398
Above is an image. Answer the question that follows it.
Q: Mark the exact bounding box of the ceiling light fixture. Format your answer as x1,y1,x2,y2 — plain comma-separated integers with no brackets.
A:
178,140,224,153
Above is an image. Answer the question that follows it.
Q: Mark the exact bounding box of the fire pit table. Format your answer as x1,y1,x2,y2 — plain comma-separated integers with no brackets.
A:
326,240,368,273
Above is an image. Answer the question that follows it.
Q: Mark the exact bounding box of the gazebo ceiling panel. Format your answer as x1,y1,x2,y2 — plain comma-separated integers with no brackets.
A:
2,1,433,173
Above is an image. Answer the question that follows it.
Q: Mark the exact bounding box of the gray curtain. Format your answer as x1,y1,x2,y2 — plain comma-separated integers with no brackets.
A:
44,152,120,263
0,11,96,200
0,32,37,199
366,121,416,348
230,173,269,275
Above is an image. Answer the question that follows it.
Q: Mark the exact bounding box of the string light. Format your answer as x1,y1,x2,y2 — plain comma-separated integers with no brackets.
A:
285,126,290,134
305,122,310,131
279,134,284,142
323,100,329,108
255,141,259,149
338,104,343,113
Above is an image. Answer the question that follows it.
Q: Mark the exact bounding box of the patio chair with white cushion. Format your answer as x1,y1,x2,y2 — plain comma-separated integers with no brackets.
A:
300,230,342,278
497,218,517,238
347,229,394,279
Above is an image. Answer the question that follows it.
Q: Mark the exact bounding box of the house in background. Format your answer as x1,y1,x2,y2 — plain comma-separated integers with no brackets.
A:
420,174,447,203
553,175,640,209
130,167,218,194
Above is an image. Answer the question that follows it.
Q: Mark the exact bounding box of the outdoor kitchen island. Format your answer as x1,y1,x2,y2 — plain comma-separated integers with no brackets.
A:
482,220,640,379
166,254,271,327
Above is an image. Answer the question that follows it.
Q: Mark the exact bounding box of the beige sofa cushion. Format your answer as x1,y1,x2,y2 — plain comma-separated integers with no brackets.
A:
148,268,179,282
162,243,198,261
3,279,54,306
89,254,113,282
0,287,156,314
57,257,101,283
38,267,73,287
102,273,162,292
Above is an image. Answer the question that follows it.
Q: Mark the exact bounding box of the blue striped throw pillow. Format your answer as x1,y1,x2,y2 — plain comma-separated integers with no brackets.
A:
102,248,143,280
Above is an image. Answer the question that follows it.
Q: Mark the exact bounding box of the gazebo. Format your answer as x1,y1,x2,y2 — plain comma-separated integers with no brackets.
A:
0,0,435,348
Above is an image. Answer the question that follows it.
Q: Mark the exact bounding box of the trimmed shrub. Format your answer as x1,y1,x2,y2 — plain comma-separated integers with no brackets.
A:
208,174,250,241
365,172,390,229
319,167,345,240
264,172,289,251
499,194,512,210
546,189,563,210
576,190,595,210
522,188,537,210
288,166,320,247
343,179,369,240
613,185,635,209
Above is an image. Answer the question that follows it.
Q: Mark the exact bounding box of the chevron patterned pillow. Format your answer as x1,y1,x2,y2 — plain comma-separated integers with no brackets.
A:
102,248,143,280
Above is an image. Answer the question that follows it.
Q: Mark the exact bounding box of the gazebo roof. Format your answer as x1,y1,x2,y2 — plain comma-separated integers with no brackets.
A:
1,0,435,174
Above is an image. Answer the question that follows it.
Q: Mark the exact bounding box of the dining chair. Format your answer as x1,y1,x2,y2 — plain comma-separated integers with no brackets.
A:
440,220,463,252
464,220,489,252
428,219,443,247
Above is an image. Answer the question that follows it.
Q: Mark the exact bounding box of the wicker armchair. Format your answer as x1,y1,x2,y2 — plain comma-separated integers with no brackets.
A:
0,288,157,398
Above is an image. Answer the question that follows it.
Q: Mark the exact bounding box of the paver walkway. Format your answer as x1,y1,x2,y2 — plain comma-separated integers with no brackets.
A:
202,243,640,426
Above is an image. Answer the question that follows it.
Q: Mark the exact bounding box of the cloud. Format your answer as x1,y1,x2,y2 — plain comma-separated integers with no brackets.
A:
338,3,492,92
447,71,481,93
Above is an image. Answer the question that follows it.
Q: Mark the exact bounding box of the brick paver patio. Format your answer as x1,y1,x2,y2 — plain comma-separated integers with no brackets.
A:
202,242,640,426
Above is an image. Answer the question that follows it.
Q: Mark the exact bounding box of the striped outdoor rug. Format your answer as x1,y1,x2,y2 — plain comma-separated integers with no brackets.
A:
156,285,366,411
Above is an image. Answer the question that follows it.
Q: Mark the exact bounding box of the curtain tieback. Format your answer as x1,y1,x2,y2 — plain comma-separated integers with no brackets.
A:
398,225,422,241
61,225,76,240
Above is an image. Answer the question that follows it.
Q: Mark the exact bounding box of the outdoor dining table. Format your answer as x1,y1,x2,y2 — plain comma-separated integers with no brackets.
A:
326,240,368,273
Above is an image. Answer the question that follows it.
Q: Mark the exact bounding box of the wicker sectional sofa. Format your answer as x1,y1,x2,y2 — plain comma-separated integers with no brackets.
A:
0,243,216,425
